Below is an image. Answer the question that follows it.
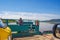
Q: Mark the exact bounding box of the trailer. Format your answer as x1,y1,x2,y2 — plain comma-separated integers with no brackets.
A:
4,19,42,39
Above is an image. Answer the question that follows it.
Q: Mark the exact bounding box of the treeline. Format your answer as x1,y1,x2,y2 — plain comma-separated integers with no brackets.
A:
2,19,16,23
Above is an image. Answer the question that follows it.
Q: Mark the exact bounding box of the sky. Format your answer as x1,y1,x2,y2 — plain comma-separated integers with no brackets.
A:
0,0,60,20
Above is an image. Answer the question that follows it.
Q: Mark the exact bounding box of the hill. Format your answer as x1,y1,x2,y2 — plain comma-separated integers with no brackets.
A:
41,19,60,24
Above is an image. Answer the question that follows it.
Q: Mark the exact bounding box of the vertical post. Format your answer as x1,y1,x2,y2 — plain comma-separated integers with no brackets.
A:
6,19,8,26
8,35,12,40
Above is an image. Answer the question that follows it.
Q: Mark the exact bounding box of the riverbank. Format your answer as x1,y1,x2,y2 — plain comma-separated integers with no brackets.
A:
13,34,59,40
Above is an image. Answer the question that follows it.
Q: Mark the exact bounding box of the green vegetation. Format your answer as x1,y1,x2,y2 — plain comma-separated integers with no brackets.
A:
2,19,16,23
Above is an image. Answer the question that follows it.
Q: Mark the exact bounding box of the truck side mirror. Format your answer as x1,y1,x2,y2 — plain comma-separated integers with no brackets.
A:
53,24,60,39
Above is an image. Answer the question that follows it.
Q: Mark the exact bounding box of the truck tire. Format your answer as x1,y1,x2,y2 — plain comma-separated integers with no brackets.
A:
53,24,60,39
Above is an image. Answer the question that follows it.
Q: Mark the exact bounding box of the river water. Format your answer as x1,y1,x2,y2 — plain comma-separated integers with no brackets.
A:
39,22,54,33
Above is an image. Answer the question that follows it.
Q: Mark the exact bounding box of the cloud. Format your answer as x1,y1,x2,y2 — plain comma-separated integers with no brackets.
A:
0,11,60,21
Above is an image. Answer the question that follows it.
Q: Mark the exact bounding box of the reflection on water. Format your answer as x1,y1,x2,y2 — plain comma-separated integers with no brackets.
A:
39,22,54,33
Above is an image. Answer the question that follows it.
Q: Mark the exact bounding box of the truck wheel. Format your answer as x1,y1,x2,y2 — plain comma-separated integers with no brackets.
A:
53,24,60,39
